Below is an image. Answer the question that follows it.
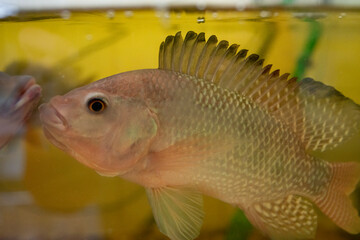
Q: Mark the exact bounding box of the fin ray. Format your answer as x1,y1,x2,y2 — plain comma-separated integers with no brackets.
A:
171,31,183,71
179,31,197,73
195,35,218,79
314,162,360,234
146,187,204,240
186,32,206,75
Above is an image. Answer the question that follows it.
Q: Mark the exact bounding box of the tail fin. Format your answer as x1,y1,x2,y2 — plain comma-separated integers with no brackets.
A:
314,162,360,234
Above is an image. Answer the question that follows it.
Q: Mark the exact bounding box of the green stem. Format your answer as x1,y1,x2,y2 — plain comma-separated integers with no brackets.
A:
294,20,323,80
225,210,253,240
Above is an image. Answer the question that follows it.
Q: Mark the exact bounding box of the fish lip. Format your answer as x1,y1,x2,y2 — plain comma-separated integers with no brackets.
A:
95,170,120,177
39,103,68,131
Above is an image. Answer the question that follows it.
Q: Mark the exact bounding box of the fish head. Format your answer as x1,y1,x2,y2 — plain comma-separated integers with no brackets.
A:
0,72,42,147
39,78,158,177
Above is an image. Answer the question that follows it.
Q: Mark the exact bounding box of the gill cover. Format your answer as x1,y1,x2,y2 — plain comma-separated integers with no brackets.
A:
105,100,158,175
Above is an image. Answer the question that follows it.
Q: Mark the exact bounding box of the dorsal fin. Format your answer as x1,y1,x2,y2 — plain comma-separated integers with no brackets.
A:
159,31,360,152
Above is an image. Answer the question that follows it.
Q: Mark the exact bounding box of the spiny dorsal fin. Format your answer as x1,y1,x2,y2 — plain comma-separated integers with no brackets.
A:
159,31,360,152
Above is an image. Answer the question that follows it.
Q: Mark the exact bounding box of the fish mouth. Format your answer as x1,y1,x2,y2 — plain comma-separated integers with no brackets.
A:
39,103,69,152
41,125,69,151
39,103,68,131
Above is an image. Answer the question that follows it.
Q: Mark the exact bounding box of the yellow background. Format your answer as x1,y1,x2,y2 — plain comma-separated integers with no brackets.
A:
0,9,359,239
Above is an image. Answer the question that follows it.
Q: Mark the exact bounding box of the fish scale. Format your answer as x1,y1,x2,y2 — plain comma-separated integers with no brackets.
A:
146,69,331,205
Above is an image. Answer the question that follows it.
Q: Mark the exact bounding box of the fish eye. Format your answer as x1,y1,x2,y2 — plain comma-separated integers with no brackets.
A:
87,98,106,113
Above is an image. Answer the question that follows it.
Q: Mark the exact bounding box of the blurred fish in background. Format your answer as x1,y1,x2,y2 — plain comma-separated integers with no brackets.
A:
0,72,41,149
3,62,93,132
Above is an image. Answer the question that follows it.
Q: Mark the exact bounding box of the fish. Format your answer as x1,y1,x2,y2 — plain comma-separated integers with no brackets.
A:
39,31,360,240
0,72,41,149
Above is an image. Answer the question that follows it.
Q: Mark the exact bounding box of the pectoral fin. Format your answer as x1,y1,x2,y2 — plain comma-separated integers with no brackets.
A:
146,187,204,240
245,195,317,240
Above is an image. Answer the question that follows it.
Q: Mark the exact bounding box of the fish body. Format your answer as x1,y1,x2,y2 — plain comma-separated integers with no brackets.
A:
39,32,360,240
0,72,41,149
101,69,327,204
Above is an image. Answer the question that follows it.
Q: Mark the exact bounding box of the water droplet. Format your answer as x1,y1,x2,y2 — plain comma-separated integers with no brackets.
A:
338,12,346,19
124,10,133,18
260,11,271,18
107,10,115,19
155,9,170,19
197,17,205,24
212,11,218,19
163,11,170,19
61,10,71,20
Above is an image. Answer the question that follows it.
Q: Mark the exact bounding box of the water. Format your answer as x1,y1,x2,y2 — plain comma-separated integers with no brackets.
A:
0,8,359,240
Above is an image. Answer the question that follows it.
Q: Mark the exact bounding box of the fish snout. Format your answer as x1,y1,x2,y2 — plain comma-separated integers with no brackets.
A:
39,103,67,131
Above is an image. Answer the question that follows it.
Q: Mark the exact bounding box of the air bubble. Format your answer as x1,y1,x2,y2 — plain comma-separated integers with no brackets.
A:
212,12,218,19
163,11,170,19
260,11,271,18
155,9,170,19
338,12,346,19
61,10,71,20
107,10,115,19
124,10,133,18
